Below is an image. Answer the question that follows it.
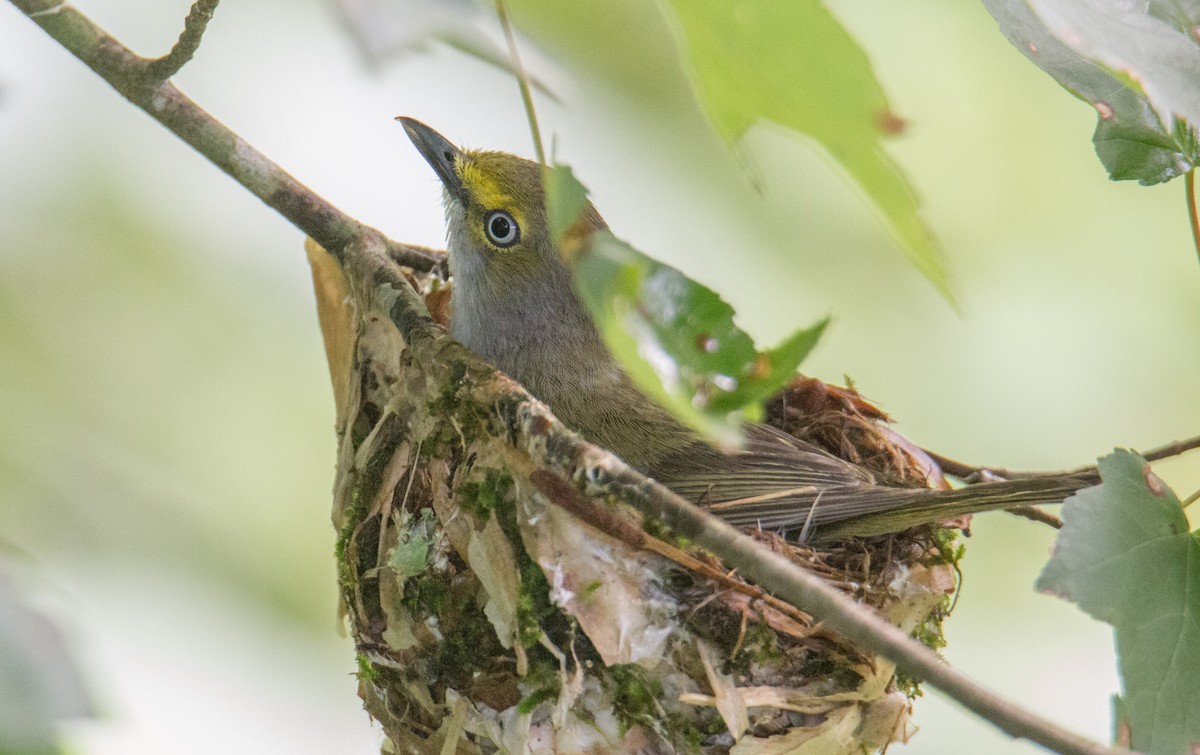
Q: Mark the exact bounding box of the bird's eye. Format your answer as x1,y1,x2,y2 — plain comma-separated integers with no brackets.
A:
484,210,520,247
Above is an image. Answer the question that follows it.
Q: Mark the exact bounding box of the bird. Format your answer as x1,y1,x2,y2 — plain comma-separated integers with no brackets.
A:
399,117,1096,540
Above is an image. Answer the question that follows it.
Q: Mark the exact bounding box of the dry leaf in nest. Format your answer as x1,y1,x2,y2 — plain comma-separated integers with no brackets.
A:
308,243,959,754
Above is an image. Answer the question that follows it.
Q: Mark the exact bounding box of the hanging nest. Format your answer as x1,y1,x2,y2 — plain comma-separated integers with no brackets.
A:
308,239,964,754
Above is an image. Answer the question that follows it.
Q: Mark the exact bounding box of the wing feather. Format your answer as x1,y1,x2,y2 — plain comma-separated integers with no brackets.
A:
648,424,1096,537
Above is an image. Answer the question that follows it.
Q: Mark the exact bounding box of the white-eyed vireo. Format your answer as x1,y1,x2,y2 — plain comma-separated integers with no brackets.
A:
400,118,1093,539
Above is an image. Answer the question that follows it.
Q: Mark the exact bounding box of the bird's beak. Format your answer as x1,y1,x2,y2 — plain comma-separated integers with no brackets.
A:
397,117,469,206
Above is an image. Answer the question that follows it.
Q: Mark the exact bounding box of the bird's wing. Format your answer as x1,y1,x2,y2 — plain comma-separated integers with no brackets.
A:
649,424,877,529
649,424,1097,538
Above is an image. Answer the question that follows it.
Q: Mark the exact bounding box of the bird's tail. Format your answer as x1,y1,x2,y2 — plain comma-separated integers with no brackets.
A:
711,472,1100,541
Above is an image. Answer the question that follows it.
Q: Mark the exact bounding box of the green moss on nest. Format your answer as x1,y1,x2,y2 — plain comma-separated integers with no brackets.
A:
606,664,722,753
670,711,727,754
426,361,468,418
435,608,498,687
356,652,380,682
516,559,555,647
400,570,452,617
457,468,512,522
736,621,784,667
641,513,691,551
424,362,492,459
457,468,571,651
335,445,396,588
409,575,501,689
929,526,966,570
516,686,559,715
516,660,562,715
390,509,437,578
897,526,965,698
608,664,662,733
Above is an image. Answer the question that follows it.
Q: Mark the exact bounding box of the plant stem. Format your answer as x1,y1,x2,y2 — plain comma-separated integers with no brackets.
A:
1187,169,1199,266
494,0,545,165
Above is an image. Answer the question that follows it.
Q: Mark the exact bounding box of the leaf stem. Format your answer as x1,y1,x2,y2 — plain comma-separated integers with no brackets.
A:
494,0,545,165
1187,169,1199,266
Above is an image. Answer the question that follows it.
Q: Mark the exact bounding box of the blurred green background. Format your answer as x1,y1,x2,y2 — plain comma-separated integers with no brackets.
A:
1,0,1197,752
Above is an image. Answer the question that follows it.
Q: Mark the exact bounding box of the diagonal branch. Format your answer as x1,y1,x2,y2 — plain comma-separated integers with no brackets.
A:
10,0,442,273
9,3,1129,754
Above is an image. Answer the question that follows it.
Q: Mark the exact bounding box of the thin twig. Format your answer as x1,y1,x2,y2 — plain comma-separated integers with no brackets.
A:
386,241,447,278
147,0,220,80
1143,434,1200,464
925,450,1068,481
1183,488,1200,509
926,434,1200,483
1007,505,1063,529
494,0,544,165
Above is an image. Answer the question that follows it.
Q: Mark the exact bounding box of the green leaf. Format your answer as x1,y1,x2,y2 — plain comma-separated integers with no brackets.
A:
1093,96,1195,184
983,0,1200,185
1037,450,1200,754
543,163,590,245
1030,0,1200,127
545,161,827,444
575,229,827,445
569,233,730,444
661,0,954,301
